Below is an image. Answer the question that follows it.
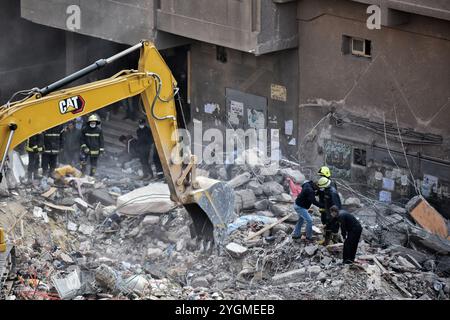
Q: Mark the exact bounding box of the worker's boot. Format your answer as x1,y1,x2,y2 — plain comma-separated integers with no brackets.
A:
80,162,87,176
323,231,332,246
90,166,97,176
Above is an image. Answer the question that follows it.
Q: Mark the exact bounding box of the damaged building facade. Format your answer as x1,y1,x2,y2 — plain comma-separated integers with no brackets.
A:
3,0,450,215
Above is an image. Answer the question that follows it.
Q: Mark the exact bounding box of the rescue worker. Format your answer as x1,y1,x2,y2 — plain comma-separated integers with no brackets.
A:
26,133,43,181
136,119,163,179
62,120,81,166
292,180,324,242
118,134,139,163
136,119,153,179
330,206,362,264
317,177,342,245
318,166,337,189
42,126,64,176
80,114,104,176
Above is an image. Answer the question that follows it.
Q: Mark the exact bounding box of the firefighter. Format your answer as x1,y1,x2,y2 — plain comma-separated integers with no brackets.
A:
318,166,337,190
42,126,64,176
80,114,104,176
26,133,43,181
330,206,362,264
317,177,342,245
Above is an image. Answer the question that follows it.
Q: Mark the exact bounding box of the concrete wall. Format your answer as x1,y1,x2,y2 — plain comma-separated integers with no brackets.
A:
297,0,450,212
20,0,187,49
188,42,299,160
157,0,298,54
0,0,66,105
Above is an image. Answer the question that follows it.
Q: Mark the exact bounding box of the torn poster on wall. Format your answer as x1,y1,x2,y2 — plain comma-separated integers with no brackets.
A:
379,190,392,203
247,108,265,129
228,100,244,125
421,174,438,197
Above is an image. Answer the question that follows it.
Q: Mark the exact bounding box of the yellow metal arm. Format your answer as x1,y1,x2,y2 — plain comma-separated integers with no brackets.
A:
0,41,235,244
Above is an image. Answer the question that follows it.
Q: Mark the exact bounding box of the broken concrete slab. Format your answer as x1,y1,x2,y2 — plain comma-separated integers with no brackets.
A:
227,172,252,189
117,183,176,216
78,224,94,236
255,199,270,211
272,268,306,284
304,245,318,256
344,197,361,207
259,165,279,176
274,193,293,203
191,277,209,288
225,242,248,258
88,189,116,206
262,181,284,196
142,215,160,226
247,180,263,196
235,190,256,210
307,265,321,275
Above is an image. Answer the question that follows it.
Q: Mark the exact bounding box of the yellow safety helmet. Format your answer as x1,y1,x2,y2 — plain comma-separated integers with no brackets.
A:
87,114,101,124
318,166,331,178
317,177,331,189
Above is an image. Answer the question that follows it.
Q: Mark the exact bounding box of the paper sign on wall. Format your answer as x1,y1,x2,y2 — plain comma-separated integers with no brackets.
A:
230,100,244,116
285,120,293,135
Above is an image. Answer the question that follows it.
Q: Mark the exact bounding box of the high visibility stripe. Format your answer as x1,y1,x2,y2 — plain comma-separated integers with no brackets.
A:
90,151,100,155
45,134,60,137
85,133,100,137
80,144,87,148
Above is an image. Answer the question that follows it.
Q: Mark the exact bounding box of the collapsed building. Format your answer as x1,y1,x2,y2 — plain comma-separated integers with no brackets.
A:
0,0,449,300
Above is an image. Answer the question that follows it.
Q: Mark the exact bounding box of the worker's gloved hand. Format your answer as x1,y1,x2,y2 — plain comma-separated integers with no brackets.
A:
83,147,90,154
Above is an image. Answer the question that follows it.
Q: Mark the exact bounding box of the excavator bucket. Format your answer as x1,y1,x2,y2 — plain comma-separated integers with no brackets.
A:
184,176,236,246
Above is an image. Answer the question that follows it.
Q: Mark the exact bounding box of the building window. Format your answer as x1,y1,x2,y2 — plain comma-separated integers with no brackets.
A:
353,148,367,166
342,35,372,58
216,46,227,63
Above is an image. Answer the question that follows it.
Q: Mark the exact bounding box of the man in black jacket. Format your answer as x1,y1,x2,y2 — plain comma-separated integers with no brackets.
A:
292,180,323,241
330,206,362,264
80,114,104,176
26,133,43,180
42,126,64,176
317,177,342,245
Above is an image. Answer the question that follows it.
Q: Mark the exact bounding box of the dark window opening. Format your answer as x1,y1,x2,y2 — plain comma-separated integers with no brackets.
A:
342,35,372,58
216,46,227,63
353,148,367,166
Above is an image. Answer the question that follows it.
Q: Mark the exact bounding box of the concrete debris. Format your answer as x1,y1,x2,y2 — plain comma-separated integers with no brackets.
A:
235,190,256,210
142,215,160,226
279,168,305,184
225,242,248,258
227,172,252,189
344,197,362,207
2,157,449,301
262,181,284,196
304,245,318,256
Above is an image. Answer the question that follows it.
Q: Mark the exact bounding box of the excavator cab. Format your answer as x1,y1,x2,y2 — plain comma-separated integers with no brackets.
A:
0,40,235,247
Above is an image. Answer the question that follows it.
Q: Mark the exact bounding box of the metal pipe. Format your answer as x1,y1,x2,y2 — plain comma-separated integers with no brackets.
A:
39,42,144,97
0,123,17,182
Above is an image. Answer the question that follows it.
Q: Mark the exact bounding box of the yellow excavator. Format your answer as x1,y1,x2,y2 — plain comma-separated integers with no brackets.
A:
0,41,235,284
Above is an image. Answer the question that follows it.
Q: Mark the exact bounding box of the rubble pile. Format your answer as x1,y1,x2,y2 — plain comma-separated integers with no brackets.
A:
1,156,449,300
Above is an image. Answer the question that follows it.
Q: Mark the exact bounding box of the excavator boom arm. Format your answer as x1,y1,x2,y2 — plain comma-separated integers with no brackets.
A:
0,41,235,246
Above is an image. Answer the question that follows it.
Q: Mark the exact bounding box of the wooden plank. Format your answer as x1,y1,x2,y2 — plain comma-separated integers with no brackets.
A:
245,214,292,241
409,196,447,238
41,187,57,198
41,201,76,212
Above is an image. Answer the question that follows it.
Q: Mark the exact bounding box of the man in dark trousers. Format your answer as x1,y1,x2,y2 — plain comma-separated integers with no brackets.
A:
80,114,104,176
136,119,163,179
317,177,342,245
26,133,43,181
330,206,362,264
292,180,323,242
62,121,81,166
42,125,64,176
